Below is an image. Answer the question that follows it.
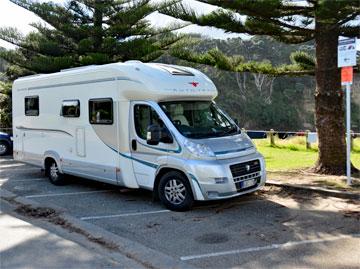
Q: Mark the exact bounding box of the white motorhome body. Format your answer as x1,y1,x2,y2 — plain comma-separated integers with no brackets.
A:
12,61,266,210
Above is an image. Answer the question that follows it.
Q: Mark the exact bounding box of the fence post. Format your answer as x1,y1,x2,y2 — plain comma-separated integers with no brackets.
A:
241,128,246,134
269,129,275,146
305,130,311,150
350,130,354,151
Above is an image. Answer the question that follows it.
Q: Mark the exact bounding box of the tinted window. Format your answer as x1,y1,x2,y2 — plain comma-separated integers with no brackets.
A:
25,96,39,116
134,105,163,140
89,98,113,124
62,100,80,117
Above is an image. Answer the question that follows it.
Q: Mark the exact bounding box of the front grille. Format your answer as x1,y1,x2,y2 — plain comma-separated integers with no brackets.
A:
230,159,261,178
233,171,260,183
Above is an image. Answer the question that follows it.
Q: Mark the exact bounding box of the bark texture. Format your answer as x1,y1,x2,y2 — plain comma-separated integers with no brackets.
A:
313,22,347,175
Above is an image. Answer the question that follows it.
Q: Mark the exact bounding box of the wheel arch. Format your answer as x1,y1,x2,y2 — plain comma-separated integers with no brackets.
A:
153,166,204,201
43,150,63,173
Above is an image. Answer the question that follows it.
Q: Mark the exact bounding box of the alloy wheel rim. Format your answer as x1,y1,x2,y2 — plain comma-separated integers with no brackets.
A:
0,144,6,154
164,179,186,205
50,163,59,179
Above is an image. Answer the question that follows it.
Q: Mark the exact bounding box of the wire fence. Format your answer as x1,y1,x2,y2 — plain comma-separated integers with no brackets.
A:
0,127,12,135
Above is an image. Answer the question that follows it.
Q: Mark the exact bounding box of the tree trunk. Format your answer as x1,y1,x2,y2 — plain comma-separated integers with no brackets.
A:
93,0,103,51
313,22,347,175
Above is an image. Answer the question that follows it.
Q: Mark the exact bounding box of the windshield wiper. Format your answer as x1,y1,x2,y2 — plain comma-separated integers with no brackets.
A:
220,127,239,137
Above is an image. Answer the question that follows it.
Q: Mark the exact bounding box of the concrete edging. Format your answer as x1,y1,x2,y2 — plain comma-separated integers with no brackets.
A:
266,180,360,199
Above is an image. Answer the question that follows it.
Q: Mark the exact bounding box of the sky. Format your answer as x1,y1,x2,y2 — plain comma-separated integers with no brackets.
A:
0,0,243,50
0,0,358,50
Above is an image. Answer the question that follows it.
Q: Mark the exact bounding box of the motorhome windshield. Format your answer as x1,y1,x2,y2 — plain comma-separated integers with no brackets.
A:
159,101,239,139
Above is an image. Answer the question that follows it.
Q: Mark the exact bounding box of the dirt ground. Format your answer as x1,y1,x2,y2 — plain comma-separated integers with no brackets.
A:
268,170,360,191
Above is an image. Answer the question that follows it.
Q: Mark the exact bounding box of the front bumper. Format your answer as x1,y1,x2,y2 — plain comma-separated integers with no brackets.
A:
186,151,266,200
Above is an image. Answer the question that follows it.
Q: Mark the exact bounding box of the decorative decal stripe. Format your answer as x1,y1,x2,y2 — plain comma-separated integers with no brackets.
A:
18,76,140,91
16,126,73,137
137,140,182,154
107,144,158,169
214,146,254,155
188,173,204,194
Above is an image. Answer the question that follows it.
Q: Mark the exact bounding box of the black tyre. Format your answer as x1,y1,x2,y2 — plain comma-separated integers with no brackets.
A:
46,159,67,186
158,171,194,211
0,141,9,156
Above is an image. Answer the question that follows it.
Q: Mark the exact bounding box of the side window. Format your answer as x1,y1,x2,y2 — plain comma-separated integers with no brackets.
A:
134,105,163,140
25,96,39,116
62,100,80,118
89,98,113,124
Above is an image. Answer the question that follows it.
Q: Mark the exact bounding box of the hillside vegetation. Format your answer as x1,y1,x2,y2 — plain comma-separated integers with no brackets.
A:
160,36,360,133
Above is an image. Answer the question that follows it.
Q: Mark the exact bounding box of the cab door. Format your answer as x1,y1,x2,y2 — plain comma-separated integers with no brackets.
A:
130,102,171,189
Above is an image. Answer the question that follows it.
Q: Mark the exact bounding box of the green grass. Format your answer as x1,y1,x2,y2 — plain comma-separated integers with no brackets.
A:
254,137,360,172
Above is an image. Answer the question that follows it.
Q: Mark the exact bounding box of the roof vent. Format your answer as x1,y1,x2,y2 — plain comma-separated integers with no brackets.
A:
156,64,194,76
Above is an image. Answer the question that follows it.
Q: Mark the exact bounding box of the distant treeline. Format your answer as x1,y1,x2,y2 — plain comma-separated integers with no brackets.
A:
159,36,360,132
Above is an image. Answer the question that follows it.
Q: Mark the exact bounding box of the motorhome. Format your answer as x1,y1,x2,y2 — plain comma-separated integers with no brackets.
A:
12,61,266,211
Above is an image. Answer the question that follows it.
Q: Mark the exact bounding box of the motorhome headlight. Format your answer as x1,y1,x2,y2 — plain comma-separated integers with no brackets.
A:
184,139,215,158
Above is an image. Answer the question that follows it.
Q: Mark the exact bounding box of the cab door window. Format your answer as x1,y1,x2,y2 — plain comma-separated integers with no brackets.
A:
134,105,165,140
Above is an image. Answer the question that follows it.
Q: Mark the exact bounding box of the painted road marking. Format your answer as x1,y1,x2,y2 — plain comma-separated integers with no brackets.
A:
80,209,171,220
180,234,360,261
25,189,113,198
0,167,40,171
0,163,29,169
0,178,45,182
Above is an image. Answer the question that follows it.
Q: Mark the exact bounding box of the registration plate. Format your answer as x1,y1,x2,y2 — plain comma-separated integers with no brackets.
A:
240,178,257,189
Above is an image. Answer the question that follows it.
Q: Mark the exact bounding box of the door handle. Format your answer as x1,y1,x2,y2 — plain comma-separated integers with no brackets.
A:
131,139,137,151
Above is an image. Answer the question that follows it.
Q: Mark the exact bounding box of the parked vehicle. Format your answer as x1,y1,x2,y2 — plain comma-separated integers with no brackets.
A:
0,131,13,156
12,61,266,211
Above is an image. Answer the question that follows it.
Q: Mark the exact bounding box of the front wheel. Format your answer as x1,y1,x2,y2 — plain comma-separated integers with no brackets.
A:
46,160,66,186
158,171,194,211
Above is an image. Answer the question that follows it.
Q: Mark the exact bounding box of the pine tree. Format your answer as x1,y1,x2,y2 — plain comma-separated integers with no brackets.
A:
0,0,181,78
161,0,360,175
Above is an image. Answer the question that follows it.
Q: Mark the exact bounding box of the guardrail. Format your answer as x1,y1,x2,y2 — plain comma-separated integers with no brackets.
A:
243,129,360,151
0,127,12,136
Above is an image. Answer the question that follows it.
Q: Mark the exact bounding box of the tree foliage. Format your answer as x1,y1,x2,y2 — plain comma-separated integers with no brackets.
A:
161,0,360,174
161,36,317,131
0,81,12,128
162,0,359,74
0,0,182,78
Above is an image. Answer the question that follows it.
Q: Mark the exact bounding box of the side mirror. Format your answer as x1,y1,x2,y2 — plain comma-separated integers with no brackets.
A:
146,124,161,145
234,118,239,125
160,128,174,144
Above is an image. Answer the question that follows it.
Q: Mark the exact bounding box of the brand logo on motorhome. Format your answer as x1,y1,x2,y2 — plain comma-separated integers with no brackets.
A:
189,82,199,87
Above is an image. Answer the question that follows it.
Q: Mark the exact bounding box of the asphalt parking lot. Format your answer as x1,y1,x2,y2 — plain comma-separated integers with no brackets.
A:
1,156,359,269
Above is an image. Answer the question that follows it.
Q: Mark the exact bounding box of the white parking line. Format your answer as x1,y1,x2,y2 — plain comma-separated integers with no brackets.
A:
80,209,170,220
0,178,45,183
0,167,41,171
180,233,360,261
0,164,28,169
25,189,113,198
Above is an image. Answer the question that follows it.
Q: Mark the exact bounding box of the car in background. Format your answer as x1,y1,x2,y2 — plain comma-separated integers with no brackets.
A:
0,131,13,156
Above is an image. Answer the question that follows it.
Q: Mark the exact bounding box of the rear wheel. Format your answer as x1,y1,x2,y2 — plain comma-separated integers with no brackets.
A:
46,159,66,185
158,171,194,211
0,141,9,156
